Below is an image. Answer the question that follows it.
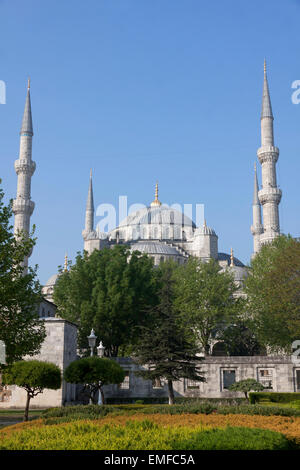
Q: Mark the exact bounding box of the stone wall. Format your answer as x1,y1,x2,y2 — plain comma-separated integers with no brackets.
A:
102,356,300,401
0,318,78,409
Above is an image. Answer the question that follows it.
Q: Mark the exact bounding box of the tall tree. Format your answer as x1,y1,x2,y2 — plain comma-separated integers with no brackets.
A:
53,245,157,356
174,257,241,355
245,235,300,352
0,182,45,365
133,260,205,405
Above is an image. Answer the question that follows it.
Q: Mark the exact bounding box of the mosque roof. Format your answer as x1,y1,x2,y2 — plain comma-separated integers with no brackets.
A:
118,205,196,229
130,240,183,256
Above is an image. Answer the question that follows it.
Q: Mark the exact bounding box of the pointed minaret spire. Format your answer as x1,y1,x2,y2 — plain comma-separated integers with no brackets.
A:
20,78,33,136
12,80,36,271
256,60,282,247
261,59,273,120
83,170,94,238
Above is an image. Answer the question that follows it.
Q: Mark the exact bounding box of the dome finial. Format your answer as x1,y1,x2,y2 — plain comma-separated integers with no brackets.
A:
27,77,30,90
230,247,234,267
64,253,68,272
150,181,161,207
264,58,267,75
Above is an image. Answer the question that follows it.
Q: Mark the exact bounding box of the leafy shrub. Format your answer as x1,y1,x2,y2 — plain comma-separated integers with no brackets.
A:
249,392,300,404
41,401,300,425
0,420,295,450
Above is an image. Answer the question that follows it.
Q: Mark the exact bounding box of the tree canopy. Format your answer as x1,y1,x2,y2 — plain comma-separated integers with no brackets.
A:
3,360,61,420
133,260,205,404
64,356,125,404
0,182,45,365
53,245,158,356
229,378,264,401
245,235,300,352
174,257,242,355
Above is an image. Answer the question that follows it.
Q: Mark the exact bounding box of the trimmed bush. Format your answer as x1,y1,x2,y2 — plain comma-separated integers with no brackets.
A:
249,392,300,405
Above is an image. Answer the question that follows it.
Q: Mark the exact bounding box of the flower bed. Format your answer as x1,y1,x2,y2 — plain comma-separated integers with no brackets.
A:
0,418,296,450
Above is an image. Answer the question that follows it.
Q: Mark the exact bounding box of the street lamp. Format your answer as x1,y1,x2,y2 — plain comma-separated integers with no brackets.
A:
97,341,105,358
87,329,97,357
97,340,105,405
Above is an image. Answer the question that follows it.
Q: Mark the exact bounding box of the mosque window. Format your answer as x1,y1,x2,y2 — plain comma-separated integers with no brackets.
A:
296,370,300,391
258,369,274,389
160,256,164,264
222,369,236,390
152,378,163,389
186,379,200,390
118,372,130,389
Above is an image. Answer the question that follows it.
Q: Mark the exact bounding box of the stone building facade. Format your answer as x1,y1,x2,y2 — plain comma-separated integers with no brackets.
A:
0,319,77,408
102,356,300,401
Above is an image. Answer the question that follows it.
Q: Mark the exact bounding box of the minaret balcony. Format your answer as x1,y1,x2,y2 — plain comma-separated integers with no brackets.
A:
14,159,36,176
257,146,279,164
258,187,282,205
12,198,35,216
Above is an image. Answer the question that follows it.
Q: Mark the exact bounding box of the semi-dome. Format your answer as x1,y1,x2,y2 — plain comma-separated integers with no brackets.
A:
130,240,182,256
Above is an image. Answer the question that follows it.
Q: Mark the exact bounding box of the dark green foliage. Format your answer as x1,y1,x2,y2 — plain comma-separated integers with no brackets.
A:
64,356,125,404
41,401,300,426
53,245,157,356
133,260,205,404
3,360,61,421
173,426,296,450
249,392,300,405
245,235,300,352
229,378,264,401
220,320,263,356
174,257,243,355
0,182,45,364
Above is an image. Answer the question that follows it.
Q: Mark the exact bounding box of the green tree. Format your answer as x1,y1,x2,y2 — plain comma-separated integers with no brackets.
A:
220,319,263,356
229,378,264,401
174,257,242,355
0,182,45,365
133,260,205,405
64,356,125,404
2,360,61,421
53,245,157,357
245,235,300,352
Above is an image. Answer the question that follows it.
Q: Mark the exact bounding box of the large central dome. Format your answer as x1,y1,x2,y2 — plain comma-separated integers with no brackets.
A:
119,205,196,229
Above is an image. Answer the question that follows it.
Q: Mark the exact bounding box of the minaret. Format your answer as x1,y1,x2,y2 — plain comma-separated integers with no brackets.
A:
82,170,103,254
12,79,36,269
82,169,94,240
251,162,263,254
257,60,282,245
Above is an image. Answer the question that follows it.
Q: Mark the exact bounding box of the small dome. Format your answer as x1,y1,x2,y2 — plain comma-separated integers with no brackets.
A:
130,241,182,256
44,274,59,287
194,225,216,236
218,252,245,268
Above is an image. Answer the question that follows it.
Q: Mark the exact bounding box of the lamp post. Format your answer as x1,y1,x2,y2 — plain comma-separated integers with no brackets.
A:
97,340,105,405
87,329,97,405
87,329,97,357
97,341,105,358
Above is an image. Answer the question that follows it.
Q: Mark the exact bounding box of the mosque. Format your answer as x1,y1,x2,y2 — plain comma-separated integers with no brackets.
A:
1,61,294,408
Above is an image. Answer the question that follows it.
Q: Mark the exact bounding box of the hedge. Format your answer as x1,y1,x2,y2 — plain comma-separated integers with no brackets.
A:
249,392,300,404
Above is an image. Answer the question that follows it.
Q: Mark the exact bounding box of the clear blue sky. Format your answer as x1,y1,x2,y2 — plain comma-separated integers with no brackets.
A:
0,0,299,284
